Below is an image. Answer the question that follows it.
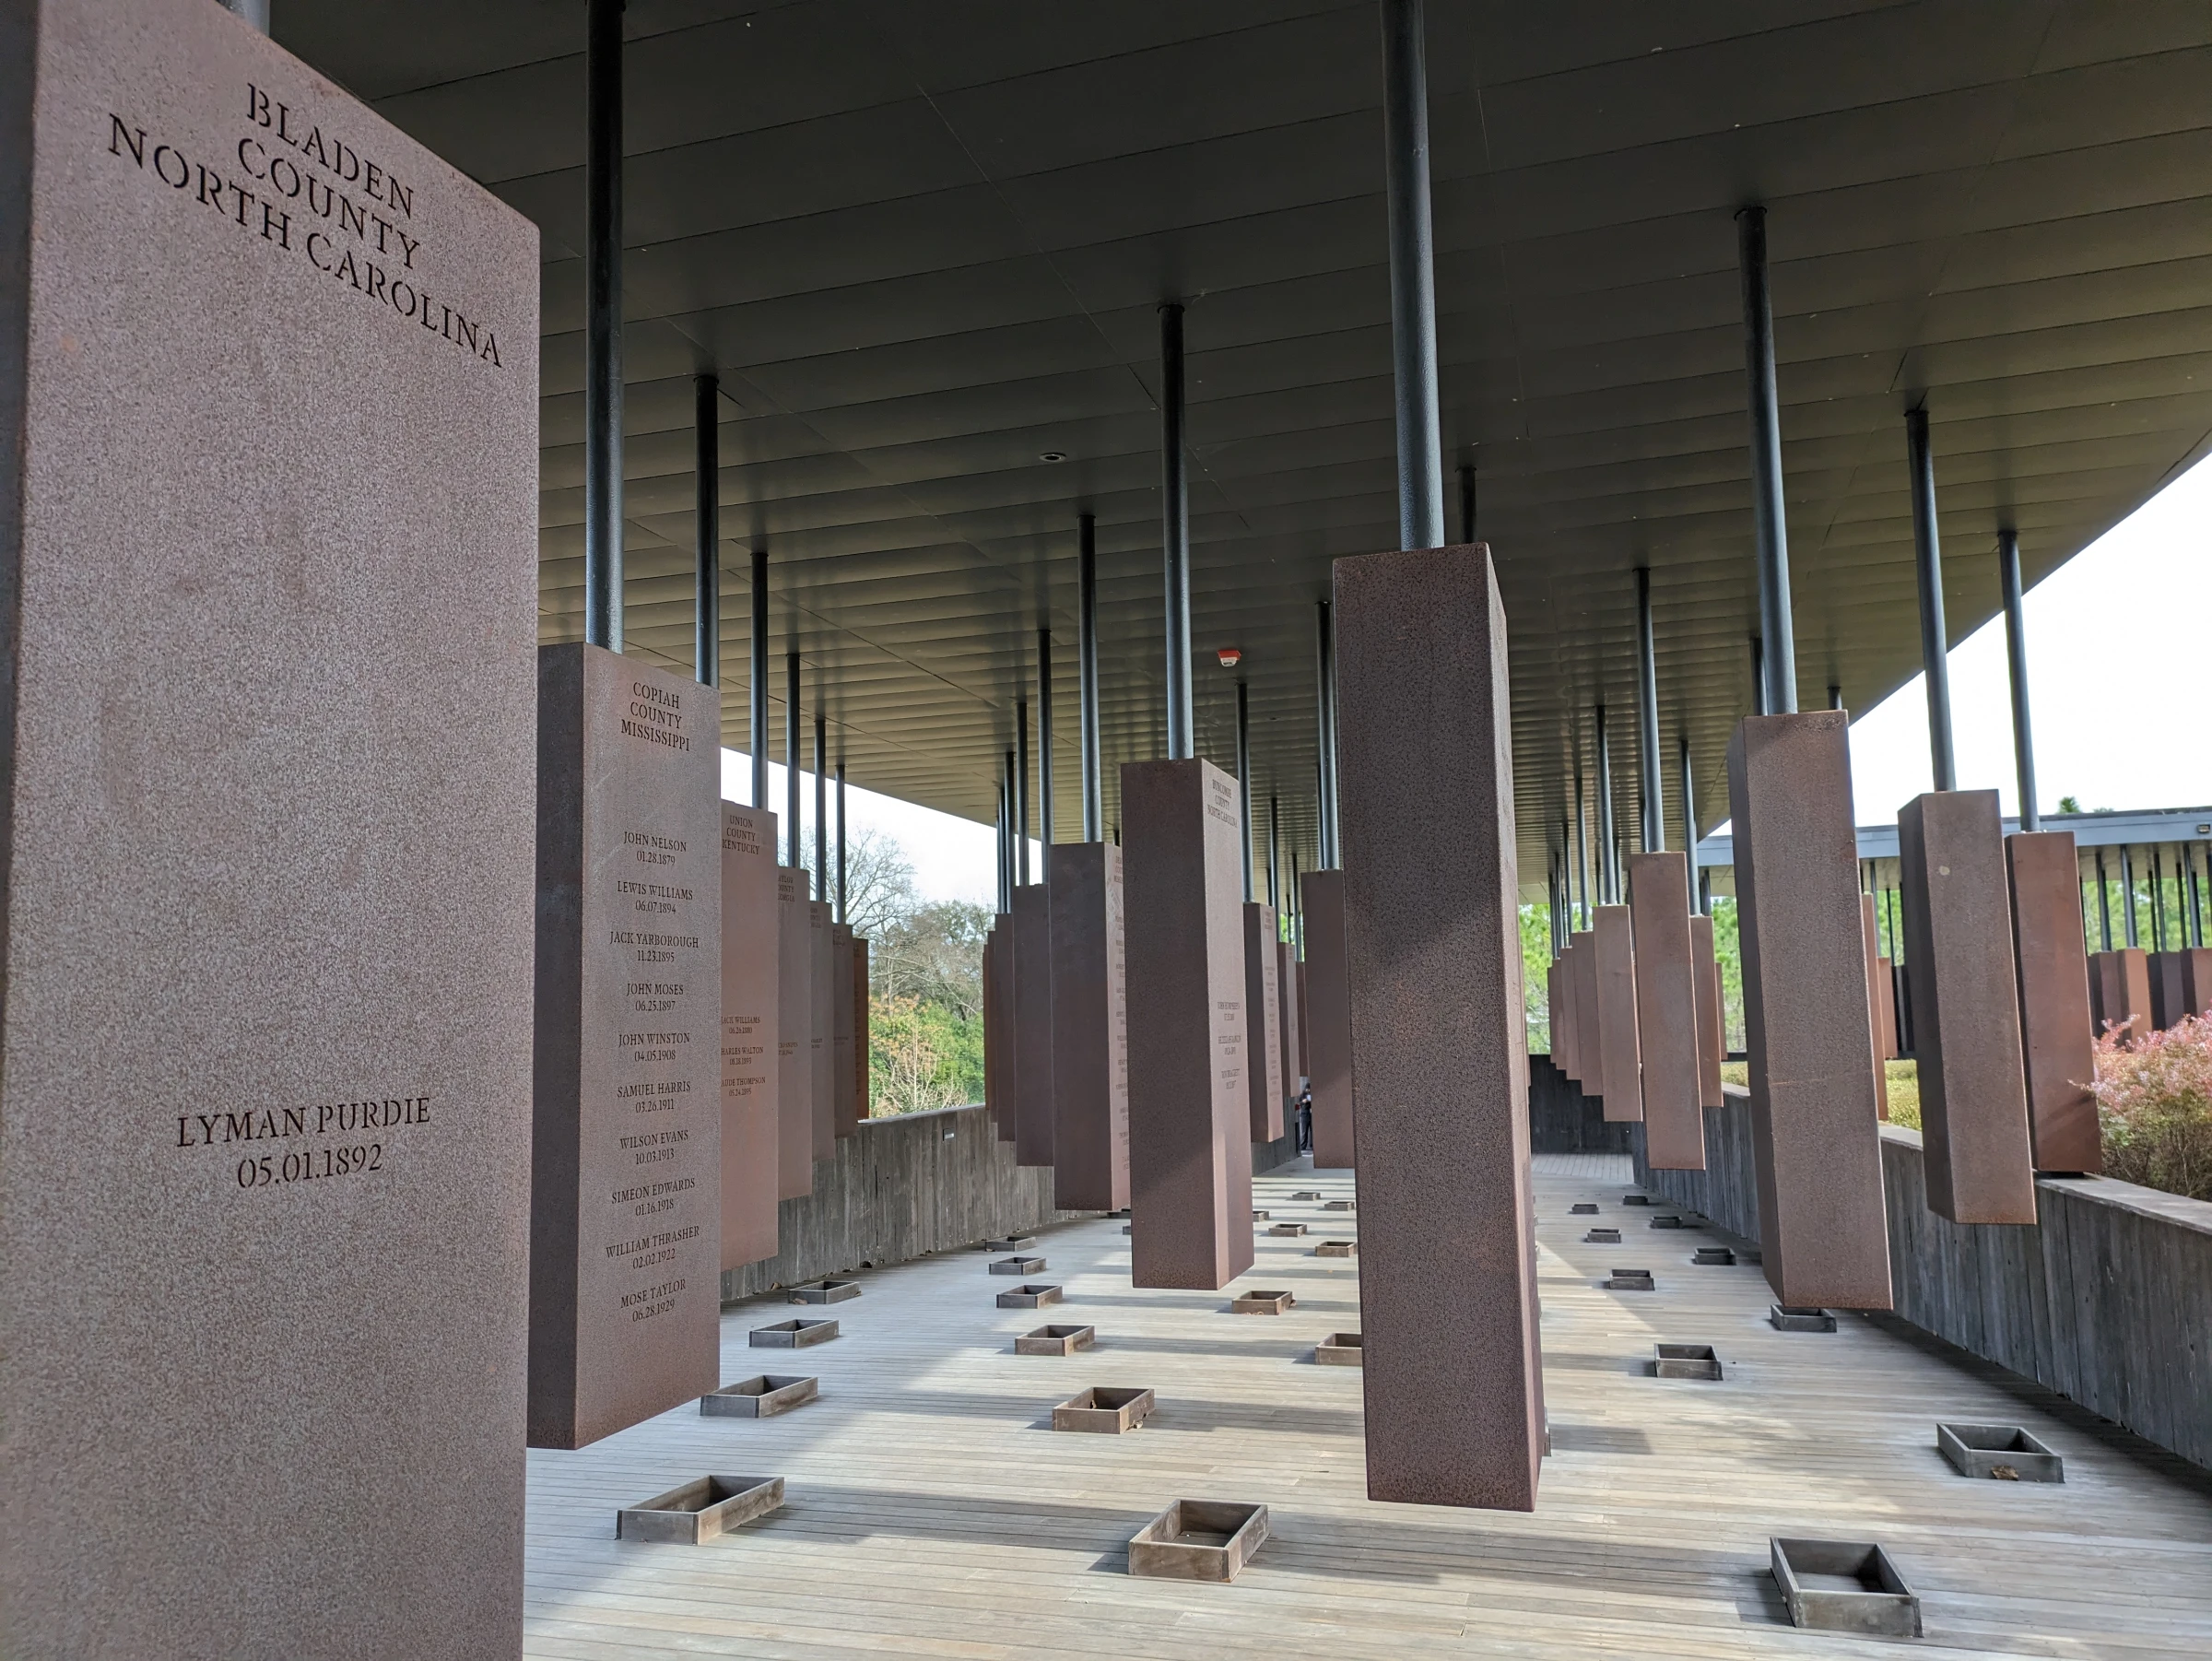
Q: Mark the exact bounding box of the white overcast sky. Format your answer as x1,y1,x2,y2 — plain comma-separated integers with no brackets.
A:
724,449,2212,905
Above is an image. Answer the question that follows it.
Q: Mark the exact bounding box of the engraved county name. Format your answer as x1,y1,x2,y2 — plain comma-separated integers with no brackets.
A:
105,85,506,367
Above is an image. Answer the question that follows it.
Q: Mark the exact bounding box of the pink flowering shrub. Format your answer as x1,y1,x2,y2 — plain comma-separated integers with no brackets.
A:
2092,1014,2212,1201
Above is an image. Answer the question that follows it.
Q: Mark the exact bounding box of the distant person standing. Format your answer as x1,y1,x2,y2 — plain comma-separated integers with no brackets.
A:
1296,1090,1313,1154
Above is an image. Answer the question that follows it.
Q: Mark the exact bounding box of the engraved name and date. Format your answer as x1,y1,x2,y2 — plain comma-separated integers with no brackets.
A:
176,1094,431,1191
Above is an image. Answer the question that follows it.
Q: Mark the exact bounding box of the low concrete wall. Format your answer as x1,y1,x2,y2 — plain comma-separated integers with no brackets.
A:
721,1104,1306,1301
720,1104,1086,1301
1630,1088,2212,1472
1527,1054,1633,1155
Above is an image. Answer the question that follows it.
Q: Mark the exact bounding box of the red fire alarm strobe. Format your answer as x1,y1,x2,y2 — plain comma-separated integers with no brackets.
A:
1217,647,1242,668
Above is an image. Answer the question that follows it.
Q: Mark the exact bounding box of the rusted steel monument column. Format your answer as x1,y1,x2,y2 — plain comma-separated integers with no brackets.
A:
1594,905,1642,1121
1338,542,1540,1509
1049,515,1131,1208
1690,914,1725,1108
1244,903,1286,1140
1013,881,1054,1168
1123,760,1254,1288
1729,203,1889,1309
1570,928,1603,1097
1860,894,1890,1120
2006,831,2100,1172
1050,842,1130,1210
1304,870,1356,1165
1728,714,1893,1307
1899,790,2035,1221
1630,853,1704,1166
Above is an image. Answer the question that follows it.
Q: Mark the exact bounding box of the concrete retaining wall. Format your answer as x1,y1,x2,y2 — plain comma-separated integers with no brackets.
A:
722,1104,1307,1301
1629,1088,2212,1472
720,1105,1084,1301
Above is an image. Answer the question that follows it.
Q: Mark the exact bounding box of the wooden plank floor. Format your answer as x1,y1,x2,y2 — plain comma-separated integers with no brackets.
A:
524,1154,2212,1658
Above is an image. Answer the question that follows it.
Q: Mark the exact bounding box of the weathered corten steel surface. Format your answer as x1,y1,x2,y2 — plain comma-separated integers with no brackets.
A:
719,1105,1087,1301
1862,894,1891,1120
1876,953,1901,1060
1633,1090,2212,1475
992,913,1018,1142
1899,791,2036,1225
1690,915,1725,1109
1276,939,1302,1092
2148,948,2211,1030
1244,903,1286,1141
853,938,871,1115
1727,712,1892,1311
775,867,815,1198
1570,930,1604,1099
1594,905,1644,1124
0,2,540,1646
831,924,857,1139
981,930,1000,1128
2091,948,2155,1043
533,648,724,1450
722,805,782,1270
1557,955,1574,1083
2006,831,2100,1174
1122,759,1255,1290
1304,870,1356,1168
1013,883,1055,1170
1629,853,1702,1168
1047,842,1130,1212
1335,544,1543,1512
809,901,836,1162
2185,948,2212,1019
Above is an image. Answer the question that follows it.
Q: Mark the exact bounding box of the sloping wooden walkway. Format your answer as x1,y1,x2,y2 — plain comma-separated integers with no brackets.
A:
523,1154,2212,1658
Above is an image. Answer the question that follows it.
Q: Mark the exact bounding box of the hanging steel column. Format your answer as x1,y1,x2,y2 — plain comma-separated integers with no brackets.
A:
1315,600,1340,867
1458,462,1477,546
749,551,770,809
813,713,827,901
1036,630,1054,855
1236,681,1254,902
1997,528,2040,830
1905,406,1956,791
1736,206,1794,714
583,0,625,652
2095,846,2112,952
1573,765,1589,925
995,785,1010,914
1159,304,1194,760
1749,636,1768,716
2121,843,2139,947
784,651,801,869
1828,684,1843,711
1680,736,1703,913
1077,513,1103,842
693,373,719,685
1380,0,1444,549
1004,750,1018,895
1635,568,1663,852
1268,794,1281,910
1594,705,1617,903
836,765,847,924
1015,700,1030,886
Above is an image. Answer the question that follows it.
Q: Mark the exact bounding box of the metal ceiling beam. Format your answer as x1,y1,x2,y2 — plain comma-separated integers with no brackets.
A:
1999,528,2040,832
1736,206,1794,717
1159,303,1193,761
1381,0,1444,551
1907,406,1957,793
583,0,624,652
